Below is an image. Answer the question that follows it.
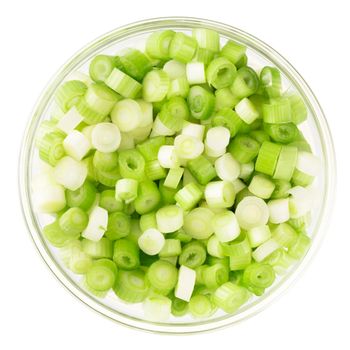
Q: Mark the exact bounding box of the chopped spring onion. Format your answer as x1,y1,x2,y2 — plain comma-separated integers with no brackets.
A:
186,62,206,85
81,206,108,242
183,207,214,239
105,212,131,240
91,122,121,152
248,174,275,199
207,57,237,89
169,32,198,63
175,265,196,302
34,28,319,320
187,85,215,120
204,181,235,208
236,196,269,230
268,198,290,224
111,99,142,132
113,238,140,270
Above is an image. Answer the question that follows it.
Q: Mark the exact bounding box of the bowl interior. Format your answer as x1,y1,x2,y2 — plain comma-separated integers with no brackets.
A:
20,18,335,333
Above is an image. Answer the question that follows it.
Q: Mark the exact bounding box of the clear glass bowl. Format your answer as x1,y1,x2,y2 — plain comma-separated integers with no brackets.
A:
19,17,336,333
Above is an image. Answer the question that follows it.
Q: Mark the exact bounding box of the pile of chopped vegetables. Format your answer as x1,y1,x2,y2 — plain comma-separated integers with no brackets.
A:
33,27,320,321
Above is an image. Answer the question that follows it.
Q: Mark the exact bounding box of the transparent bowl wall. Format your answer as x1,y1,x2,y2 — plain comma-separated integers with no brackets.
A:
19,17,336,334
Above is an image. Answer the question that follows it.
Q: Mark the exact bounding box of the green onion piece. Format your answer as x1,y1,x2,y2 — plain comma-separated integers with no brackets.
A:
86,259,118,292
66,181,97,211
264,122,299,144
235,98,259,124
220,40,246,65
179,241,207,269
264,248,295,275
187,86,215,120
158,179,179,205
164,168,184,189
262,97,292,124
89,55,118,83
167,77,190,98
139,212,157,232
43,220,77,247
189,294,215,318
169,32,197,63
205,126,231,158
159,96,189,132
214,153,240,182
145,160,167,181
268,198,290,224
142,69,170,102
192,28,220,52
247,225,271,248
175,265,196,302
63,130,91,161
242,263,275,296
91,122,121,153
113,238,140,270
115,178,138,204
204,181,235,209
213,282,250,313
214,88,239,111
273,145,298,181
272,223,298,248
186,62,206,85
288,140,312,152
232,178,246,194
203,263,229,290
174,135,204,160
288,233,311,260
157,145,180,168
38,131,66,166
99,190,124,213
75,98,106,125
118,149,145,180
212,108,243,137
212,210,240,243
260,66,282,98
231,67,259,98
271,180,291,199
105,212,131,240
248,174,275,199
63,241,93,274
252,238,280,262
292,169,314,187
146,30,175,60
55,80,87,113
171,295,189,317
255,141,282,176
159,239,182,258
58,207,88,235
206,57,237,89
287,93,308,124
143,295,172,322
175,182,203,211
163,59,186,79
133,180,161,215
236,196,269,230
93,150,118,171
138,228,165,255
156,205,184,233
222,234,252,270
119,48,152,81
105,67,142,99
207,235,225,258
81,237,113,259
187,155,217,185
111,98,142,133
137,136,165,161
147,260,178,293
85,83,121,116
228,135,260,163
193,48,215,65
96,167,121,187
168,228,192,243
113,269,149,303
183,207,214,240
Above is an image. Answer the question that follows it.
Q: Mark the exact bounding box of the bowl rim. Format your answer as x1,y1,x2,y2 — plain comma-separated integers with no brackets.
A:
19,16,336,334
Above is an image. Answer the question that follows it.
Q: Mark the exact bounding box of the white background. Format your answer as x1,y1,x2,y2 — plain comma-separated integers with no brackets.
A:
1,0,349,348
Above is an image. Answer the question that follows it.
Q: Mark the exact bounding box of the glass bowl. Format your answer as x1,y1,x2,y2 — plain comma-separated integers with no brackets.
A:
19,17,336,333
